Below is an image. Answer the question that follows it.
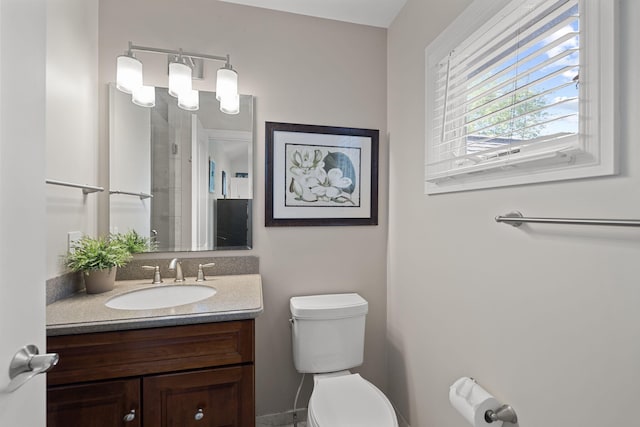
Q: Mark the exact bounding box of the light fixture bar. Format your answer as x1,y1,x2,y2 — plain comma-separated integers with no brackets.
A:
129,43,229,63
118,42,239,114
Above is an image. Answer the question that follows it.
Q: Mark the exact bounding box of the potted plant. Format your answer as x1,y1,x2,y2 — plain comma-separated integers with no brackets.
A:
66,235,132,294
111,229,157,254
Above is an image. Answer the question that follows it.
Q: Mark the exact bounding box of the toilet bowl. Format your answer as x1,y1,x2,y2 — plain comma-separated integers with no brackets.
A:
307,372,398,427
290,294,398,427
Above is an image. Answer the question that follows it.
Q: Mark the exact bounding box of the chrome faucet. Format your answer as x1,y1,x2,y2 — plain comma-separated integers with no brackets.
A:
141,265,163,284
168,258,185,282
196,263,216,282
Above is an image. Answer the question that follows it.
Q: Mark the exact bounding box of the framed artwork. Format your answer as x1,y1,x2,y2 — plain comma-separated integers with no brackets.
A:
209,159,216,193
221,170,228,197
265,122,379,226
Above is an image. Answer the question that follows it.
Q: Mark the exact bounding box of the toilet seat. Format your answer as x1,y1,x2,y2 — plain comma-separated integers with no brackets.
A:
308,374,398,427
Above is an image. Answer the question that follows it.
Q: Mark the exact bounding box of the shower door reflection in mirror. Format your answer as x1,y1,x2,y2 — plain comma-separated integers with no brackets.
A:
109,84,253,252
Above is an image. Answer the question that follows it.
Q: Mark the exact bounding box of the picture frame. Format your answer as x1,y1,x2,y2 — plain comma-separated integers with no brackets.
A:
209,159,216,193
265,122,379,226
221,170,228,198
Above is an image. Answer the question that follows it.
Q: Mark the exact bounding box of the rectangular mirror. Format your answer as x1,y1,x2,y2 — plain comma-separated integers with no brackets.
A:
109,84,253,252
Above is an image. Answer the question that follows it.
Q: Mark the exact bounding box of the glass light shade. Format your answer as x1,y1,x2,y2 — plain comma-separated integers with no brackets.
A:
116,55,143,94
132,85,156,108
220,93,240,115
168,61,192,98
216,67,238,101
178,89,199,111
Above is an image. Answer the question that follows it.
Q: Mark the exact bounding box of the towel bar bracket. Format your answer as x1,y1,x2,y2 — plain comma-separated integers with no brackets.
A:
496,211,524,227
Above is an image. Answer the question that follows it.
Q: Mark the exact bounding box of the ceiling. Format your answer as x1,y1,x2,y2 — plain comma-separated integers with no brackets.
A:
218,0,407,28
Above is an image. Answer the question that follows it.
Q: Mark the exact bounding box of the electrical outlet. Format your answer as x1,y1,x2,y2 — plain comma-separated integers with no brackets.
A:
68,231,82,252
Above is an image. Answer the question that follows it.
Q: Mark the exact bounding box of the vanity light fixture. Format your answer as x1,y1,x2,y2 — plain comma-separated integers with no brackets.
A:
220,93,240,115
178,89,200,111
116,50,143,94
217,63,239,114
216,63,238,102
115,41,240,114
132,85,156,108
168,55,192,98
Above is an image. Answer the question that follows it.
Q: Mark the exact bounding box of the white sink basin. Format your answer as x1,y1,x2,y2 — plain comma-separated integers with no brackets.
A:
105,285,216,310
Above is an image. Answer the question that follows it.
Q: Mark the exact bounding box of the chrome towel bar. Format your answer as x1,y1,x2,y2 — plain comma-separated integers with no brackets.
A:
45,179,104,194
496,211,640,228
109,190,153,200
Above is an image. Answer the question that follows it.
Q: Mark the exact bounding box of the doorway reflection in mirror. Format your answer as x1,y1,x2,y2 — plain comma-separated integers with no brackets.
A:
109,85,253,252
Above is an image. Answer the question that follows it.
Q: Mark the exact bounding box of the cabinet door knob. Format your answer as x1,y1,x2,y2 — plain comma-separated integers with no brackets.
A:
194,408,204,421
123,409,136,422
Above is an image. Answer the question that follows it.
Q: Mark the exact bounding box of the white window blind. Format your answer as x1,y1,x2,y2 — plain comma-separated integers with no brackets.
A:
428,0,581,183
424,0,618,194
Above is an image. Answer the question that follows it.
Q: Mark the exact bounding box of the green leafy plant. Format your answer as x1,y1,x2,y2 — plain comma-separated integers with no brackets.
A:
111,229,156,254
466,88,549,140
66,235,132,273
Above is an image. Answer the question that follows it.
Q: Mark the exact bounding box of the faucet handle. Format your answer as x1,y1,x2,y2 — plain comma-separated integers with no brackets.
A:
141,265,162,284
196,263,216,282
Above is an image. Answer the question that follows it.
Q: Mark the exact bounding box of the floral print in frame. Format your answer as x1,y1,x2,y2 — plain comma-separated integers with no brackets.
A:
265,122,378,226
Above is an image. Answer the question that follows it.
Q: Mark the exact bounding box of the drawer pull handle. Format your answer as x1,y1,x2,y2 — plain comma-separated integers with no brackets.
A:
123,409,136,422
195,408,204,421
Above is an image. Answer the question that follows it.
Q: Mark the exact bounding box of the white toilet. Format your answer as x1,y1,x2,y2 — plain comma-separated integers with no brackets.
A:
290,293,398,427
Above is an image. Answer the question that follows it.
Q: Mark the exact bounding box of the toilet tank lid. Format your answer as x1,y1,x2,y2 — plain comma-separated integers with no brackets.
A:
290,293,368,319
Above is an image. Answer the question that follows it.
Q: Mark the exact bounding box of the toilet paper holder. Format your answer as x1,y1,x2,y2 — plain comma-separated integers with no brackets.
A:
484,404,518,424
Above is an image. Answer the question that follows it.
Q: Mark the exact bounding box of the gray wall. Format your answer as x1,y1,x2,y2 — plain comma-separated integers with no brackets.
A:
97,0,388,416
46,0,640,424
387,0,640,426
46,0,99,278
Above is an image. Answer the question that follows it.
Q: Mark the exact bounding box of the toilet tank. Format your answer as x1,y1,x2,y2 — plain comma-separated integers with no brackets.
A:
290,293,368,373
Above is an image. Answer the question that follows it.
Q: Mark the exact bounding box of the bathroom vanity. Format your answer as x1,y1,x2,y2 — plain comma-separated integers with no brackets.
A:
46,274,262,427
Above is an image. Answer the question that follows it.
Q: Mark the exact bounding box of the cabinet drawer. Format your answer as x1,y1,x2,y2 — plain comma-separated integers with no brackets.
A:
48,378,140,427
47,320,254,386
143,365,254,427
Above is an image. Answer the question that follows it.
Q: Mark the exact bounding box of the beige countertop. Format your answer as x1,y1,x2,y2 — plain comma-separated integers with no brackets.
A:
47,274,263,336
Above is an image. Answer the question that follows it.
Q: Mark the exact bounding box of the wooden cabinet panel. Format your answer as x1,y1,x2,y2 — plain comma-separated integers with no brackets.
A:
47,321,254,386
216,199,251,248
47,320,255,427
48,378,140,427
143,366,254,427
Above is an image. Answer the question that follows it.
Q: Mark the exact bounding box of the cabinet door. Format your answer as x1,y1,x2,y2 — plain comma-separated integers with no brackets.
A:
143,365,254,427
48,378,140,427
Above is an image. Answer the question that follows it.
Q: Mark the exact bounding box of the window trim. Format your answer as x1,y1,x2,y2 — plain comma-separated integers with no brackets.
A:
424,0,618,194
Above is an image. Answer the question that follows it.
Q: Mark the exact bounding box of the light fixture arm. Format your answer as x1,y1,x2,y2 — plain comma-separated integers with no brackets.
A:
125,41,134,56
128,42,229,64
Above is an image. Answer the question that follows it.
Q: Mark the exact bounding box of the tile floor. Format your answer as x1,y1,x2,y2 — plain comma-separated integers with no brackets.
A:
256,421,306,427
255,412,307,427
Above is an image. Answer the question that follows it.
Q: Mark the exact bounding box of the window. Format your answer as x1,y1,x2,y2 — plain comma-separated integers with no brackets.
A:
425,0,617,194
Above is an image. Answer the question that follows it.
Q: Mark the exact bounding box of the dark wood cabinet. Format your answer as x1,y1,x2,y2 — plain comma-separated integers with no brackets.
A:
216,199,251,248
48,379,140,426
47,320,255,427
143,366,253,427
